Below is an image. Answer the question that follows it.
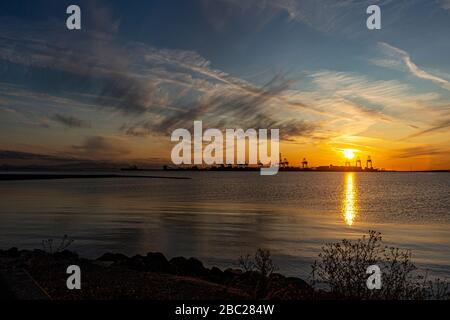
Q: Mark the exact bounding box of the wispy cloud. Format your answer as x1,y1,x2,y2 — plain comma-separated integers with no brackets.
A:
51,114,91,129
307,70,439,120
0,17,323,141
440,0,450,10
403,118,450,139
300,69,450,150
201,0,419,36
377,42,450,91
393,145,449,158
120,73,320,140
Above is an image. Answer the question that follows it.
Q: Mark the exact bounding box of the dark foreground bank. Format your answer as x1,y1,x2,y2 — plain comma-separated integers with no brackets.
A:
0,248,315,300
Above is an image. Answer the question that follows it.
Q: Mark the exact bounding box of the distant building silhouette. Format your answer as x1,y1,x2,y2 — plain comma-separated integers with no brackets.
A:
301,158,308,168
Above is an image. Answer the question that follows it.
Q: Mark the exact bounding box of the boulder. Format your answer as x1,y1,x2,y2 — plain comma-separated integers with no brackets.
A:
263,274,313,300
3,247,20,258
96,252,128,262
53,250,79,260
169,257,208,277
187,257,208,276
125,254,147,271
223,268,243,278
207,266,225,283
144,252,171,273
223,271,267,298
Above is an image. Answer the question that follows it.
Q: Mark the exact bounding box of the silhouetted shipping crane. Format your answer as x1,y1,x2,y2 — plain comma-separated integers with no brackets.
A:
366,156,373,170
301,158,308,168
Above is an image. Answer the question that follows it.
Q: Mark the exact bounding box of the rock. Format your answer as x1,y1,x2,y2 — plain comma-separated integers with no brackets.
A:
144,252,171,273
267,273,285,283
263,274,313,300
3,247,20,258
53,250,79,260
96,252,128,262
169,257,188,275
223,271,267,298
285,276,310,288
125,255,147,271
210,266,223,276
207,266,224,283
20,250,49,267
223,268,243,278
32,249,50,256
169,257,208,277
187,258,207,276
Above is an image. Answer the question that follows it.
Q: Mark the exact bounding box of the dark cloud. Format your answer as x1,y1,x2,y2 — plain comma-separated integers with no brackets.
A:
276,119,318,140
121,74,319,140
0,13,319,141
0,149,141,170
71,136,130,158
0,150,72,162
51,113,91,128
0,10,159,115
404,118,450,140
0,149,168,169
0,150,93,169
394,146,449,158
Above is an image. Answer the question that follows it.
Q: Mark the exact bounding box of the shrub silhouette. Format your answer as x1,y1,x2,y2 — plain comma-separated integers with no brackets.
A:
237,254,254,272
238,248,277,277
42,234,74,254
311,230,449,300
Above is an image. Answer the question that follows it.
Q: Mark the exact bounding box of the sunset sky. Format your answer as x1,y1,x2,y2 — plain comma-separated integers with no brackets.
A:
0,0,449,170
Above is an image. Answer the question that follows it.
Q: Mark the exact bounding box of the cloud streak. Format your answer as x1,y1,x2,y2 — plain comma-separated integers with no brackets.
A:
440,0,450,10
394,145,449,158
121,74,320,140
51,114,91,129
0,17,323,141
403,118,450,140
378,42,450,91
201,0,419,37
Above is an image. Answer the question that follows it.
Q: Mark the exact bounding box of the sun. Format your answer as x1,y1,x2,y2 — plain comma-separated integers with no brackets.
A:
343,149,356,160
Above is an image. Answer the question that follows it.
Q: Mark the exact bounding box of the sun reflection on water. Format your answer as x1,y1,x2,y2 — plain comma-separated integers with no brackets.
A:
342,173,358,226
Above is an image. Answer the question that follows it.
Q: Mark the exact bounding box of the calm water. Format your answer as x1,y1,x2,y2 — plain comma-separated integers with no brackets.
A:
0,171,449,278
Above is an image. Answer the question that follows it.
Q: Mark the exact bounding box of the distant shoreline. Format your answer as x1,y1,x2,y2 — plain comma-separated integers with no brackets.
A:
0,174,190,181
0,169,448,178
130,166,449,173
159,168,449,173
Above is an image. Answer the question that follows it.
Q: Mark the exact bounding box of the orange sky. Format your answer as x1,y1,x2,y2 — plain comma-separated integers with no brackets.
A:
1,1,449,171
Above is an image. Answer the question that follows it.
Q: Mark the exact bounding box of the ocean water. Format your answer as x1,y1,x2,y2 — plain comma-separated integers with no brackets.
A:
0,171,449,278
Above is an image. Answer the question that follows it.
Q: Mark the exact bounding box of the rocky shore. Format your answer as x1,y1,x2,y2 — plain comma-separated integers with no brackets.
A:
0,248,316,300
